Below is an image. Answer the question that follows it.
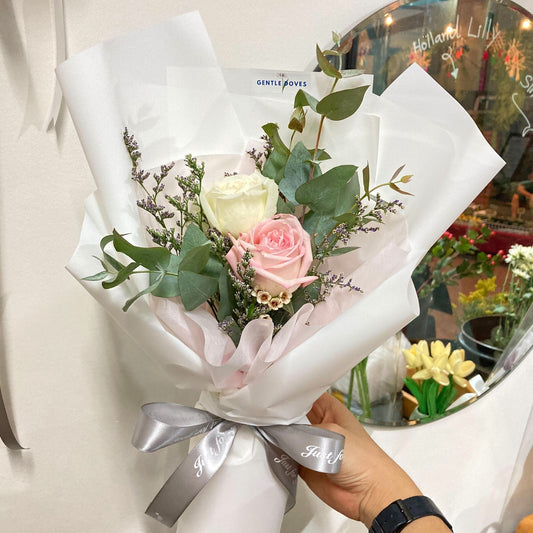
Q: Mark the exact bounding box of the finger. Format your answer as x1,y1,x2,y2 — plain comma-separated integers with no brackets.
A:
307,393,329,424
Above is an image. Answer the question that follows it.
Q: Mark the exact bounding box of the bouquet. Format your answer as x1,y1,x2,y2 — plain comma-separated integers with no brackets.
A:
57,12,504,533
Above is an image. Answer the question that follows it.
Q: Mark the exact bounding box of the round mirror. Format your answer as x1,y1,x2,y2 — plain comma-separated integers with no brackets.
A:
328,0,533,425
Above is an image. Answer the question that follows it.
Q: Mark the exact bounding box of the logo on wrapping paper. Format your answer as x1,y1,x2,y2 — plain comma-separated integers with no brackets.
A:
273,454,298,479
301,445,344,465
255,73,308,91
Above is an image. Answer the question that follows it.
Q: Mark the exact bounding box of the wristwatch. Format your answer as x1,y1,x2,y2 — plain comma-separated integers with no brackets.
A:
369,496,453,532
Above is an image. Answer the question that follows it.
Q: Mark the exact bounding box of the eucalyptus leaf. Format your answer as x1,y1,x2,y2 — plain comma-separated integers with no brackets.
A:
123,271,165,312
316,86,369,121
151,254,181,297
302,210,337,246
340,69,365,79
337,33,354,55
277,196,295,214
328,246,358,256
295,164,358,215
288,106,305,133
102,262,140,289
178,271,219,311
281,142,313,204
390,164,406,182
179,243,211,273
294,90,319,112
83,271,112,282
263,148,288,184
316,44,342,79
389,182,414,196
217,266,235,321
182,223,209,253
334,213,359,225
313,148,331,161
262,123,290,157
100,234,125,272
112,230,170,270
322,49,340,57
362,163,370,197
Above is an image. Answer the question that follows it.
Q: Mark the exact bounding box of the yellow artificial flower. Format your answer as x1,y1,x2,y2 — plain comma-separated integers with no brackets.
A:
430,340,451,359
447,348,475,388
412,349,450,387
402,340,428,369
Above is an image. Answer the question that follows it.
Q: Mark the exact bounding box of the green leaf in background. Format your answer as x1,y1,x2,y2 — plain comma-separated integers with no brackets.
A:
280,142,314,204
262,123,290,157
295,164,358,215
178,271,219,311
112,230,170,270
316,86,369,121
316,44,342,79
294,90,319,112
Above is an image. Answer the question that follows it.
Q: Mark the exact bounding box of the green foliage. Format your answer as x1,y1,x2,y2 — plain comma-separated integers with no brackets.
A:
316,44,342,79
280,142,317,204
296,165,358,215
316,86,369,121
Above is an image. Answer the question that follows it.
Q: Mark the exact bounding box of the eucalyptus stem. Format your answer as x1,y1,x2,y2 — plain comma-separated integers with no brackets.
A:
309,77,340,182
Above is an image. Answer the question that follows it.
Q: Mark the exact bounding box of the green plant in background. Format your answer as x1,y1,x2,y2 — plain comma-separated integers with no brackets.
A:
455,276,507,323
414,225,502,300
490,244,533,348
406,225,503,341
402,340,475,420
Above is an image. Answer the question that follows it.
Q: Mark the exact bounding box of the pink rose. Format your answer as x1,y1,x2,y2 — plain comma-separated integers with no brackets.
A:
226,214,317,296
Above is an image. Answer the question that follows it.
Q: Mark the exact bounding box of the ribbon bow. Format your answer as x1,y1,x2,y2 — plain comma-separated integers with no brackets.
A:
132,403,345,528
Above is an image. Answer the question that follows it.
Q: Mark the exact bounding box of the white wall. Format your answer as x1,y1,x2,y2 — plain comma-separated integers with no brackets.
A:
1,1,532,532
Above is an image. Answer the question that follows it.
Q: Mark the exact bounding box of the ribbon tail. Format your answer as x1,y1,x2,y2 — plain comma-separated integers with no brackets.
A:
145,421,237,527
261,439,298,513
260,424,345,474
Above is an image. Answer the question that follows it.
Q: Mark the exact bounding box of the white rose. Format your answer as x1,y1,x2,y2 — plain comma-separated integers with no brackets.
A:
200,170,279,236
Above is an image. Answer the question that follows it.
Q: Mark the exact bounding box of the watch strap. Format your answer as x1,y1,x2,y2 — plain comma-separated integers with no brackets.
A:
369,495,453,532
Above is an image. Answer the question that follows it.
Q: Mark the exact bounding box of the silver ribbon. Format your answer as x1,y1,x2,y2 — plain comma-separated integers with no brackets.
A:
132,403,345,528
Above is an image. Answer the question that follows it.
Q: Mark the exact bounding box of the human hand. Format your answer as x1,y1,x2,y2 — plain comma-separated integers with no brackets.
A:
299,392,423,527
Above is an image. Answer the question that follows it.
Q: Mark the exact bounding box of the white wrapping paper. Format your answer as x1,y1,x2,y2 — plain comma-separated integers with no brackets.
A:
57,12,505,532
